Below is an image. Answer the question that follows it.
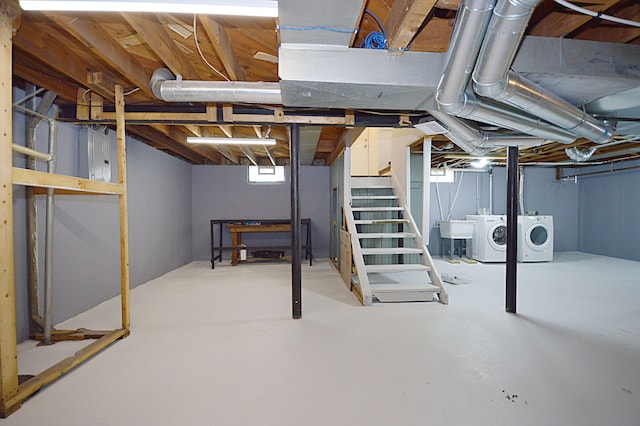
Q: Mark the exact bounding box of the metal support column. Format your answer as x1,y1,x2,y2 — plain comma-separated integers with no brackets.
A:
290,124,302,319
506,146,519,313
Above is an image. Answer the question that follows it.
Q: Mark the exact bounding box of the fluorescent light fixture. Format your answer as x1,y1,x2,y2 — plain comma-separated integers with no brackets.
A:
19,0,279,17
470,157,489,168
187,137,276,145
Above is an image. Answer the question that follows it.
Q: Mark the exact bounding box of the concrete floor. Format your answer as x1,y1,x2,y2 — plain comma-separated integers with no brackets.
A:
4,252,640,425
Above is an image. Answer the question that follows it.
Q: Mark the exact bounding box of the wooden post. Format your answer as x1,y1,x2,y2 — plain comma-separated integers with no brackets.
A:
115,86,131,331
0,4,20,417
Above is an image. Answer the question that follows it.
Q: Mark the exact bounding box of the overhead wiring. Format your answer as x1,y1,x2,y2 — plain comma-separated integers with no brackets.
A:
360,9,387,50
193,14,230,81
554,0,640,28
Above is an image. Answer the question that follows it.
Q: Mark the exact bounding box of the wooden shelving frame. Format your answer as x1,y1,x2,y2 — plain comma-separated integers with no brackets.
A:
1,5,131,416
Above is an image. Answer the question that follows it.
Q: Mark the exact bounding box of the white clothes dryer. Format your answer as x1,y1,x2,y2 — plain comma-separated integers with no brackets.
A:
517,215,553,262
465,215,507,262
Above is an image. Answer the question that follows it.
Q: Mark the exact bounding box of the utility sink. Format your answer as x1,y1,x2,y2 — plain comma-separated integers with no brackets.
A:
439,220,474,239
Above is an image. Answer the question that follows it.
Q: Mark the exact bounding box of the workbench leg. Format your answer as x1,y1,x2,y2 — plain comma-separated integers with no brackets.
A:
230,232,240,266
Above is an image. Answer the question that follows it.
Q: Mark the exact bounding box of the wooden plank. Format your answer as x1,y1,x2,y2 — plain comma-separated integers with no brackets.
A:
0,4,20,418
198,16,244,81
46,12,154,97
115,86,131,331
385,0,439,54
32,187,109,196
327,127,366,166
12,21,114,99
340,230,353,290
97,111,210,122
4,329,127,409
122,13,201,80
12,168,123,194
530,0,624,38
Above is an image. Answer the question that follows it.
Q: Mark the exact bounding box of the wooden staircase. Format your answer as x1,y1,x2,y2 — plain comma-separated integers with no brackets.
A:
346,176,448,304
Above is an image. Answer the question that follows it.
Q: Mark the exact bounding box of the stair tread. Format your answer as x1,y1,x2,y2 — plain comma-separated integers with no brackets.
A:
352,195,399,200
365,264,431,272
358,232,416,239
354,219,408,224
351,207,403,211
362,247,423,254
371,282,440,293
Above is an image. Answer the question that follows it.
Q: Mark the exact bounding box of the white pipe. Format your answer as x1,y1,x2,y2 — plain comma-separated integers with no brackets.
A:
14,87,45,105
518,166,525,215
12,143,53,161
12,103,54,123
489,168,493,214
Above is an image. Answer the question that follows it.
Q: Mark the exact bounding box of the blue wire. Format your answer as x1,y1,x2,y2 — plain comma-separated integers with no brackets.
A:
361,9,387,50
360,9,412,52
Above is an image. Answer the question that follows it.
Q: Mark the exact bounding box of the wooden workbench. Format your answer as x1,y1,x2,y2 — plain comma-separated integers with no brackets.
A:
210,219,312,268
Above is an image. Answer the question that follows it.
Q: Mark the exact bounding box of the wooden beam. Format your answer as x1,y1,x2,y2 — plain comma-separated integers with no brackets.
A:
45,12,154,97
385,0,438,54
530,0,624,37
3,329,127,410
12,22,114,99
151,124,221,164
326,127,366,166
239,145,259,166
12,168,123,194
12,59,78,102
115,86,131,331
573,2,640,42
122,13,202,80
198,16,244,81
0,3,20,418
127,125,211,164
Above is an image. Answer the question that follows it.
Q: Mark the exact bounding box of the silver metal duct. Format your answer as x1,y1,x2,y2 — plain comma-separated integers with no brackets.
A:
435,0,495,113
429,109,544,155
453,93,577,143
151,68,282,104
472,0,613,144
434,0,576,144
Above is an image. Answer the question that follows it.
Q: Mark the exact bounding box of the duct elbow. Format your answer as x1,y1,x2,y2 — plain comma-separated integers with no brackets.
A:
151,68,175,100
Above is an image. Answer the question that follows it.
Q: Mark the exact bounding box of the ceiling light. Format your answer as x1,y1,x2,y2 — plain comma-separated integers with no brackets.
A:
19,0,279,17
470,158,489,168
187,137,276,145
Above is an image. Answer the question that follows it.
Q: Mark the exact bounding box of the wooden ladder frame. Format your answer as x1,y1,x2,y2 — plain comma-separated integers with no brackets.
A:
1,7,131,416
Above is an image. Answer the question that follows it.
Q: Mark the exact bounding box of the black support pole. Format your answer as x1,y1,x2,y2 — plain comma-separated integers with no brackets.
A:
506,146,519,313
290,124,302,319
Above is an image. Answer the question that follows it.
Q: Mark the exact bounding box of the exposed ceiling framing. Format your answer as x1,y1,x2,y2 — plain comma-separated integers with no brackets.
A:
8,0,640,168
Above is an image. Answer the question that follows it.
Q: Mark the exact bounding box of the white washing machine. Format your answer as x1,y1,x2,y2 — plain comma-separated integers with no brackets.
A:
465,215,507,262
518,215,553,262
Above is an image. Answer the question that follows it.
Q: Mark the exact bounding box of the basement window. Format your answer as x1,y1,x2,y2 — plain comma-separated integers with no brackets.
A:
248,165,286,184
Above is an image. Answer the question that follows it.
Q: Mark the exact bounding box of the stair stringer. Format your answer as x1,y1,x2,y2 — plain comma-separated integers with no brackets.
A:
400,204,449,305
344,204,373,306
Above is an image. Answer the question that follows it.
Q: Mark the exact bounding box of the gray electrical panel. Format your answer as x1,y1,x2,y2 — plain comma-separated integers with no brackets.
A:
79,126,111,182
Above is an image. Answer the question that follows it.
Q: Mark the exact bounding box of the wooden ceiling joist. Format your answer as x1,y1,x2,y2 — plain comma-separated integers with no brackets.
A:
44,12,154,97
122,13,202,80
385,0,439,54
198,15,244,81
